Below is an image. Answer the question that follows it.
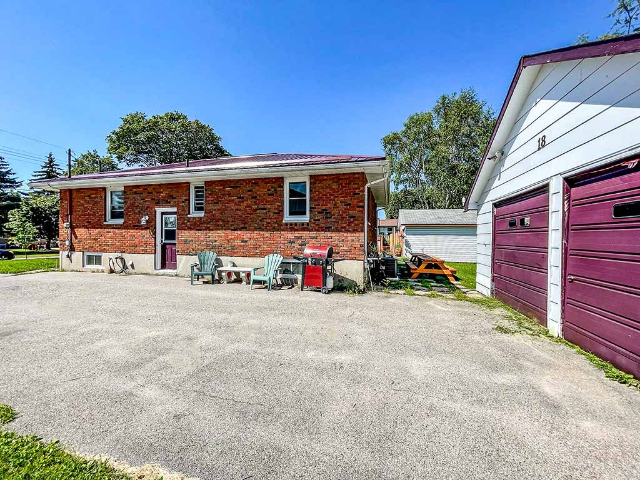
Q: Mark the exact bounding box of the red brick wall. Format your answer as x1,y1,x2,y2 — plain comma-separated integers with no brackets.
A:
59,173,375,260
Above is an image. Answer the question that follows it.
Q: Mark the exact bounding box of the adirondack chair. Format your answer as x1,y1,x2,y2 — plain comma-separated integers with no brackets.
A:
250,254,283,291
191,251,218,285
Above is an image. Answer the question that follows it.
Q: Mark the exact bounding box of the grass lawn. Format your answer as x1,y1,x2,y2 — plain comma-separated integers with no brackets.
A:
0,258,59,274
0,404,127,479
447,262,476,290
9,249,59,259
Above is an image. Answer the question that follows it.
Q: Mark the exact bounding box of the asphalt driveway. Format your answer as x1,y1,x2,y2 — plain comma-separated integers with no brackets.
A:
1,272,639,479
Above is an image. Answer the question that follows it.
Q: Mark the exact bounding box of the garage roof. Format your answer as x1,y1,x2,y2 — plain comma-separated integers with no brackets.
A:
465,33,640,210
398,209,477,226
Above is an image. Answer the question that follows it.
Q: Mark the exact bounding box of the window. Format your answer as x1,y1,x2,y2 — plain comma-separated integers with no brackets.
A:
190,184,205,216
163,214,177,242
613,200,640,218
284,177,309,222
106,188,124,223
84,252,103,268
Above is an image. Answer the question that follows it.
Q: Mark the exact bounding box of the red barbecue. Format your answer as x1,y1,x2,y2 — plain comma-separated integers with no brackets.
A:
298,245,340,294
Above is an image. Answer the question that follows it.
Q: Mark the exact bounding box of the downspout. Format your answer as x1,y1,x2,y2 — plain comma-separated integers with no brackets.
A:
364,176,388,289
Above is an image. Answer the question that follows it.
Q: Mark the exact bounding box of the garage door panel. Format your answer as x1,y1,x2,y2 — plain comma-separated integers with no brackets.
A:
494,231,549,248
566,281,639,324
565,167,640,378
494,248,547,270
571,170,640,201
494,262,547,290
564,303,640,355
570,199,640,227
494,211,549,232
493,189,549,325
567,255,640,290
494,276,547,312
564,325,640,379
566,228,640,254
494,193,549,218
494,288,547,324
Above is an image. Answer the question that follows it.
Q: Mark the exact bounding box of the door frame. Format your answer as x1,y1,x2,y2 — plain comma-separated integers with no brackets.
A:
155,207,177,270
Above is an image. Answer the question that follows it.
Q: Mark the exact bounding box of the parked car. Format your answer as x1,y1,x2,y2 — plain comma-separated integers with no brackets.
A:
0,249,15,260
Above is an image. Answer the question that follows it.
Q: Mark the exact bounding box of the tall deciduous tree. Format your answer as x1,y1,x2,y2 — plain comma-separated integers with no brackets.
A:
576,0,640,43
382,88,495,218
0,156,22,236
106,111,229,167
4,206,37,253
71,150,119,175
4,194,59,250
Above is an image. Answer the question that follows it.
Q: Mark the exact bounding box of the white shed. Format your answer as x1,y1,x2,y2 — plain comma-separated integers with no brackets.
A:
465,34,640,378
398,209,477,263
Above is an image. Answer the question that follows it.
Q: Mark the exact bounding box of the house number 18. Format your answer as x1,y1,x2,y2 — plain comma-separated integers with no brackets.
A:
537,135,547,150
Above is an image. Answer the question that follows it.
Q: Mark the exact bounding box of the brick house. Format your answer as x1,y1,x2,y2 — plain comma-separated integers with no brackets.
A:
30,153,388,285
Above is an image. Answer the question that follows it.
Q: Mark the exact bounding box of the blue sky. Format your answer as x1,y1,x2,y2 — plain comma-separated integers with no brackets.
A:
1,1,611,184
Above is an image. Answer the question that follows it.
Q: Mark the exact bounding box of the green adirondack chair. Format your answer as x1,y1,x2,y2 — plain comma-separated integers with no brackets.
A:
191,251,218,285
250,254,283,291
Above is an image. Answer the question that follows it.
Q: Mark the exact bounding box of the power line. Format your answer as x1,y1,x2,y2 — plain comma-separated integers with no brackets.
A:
0,143,49,159
0,154,42,167
0,147,46,162
0,127,67,151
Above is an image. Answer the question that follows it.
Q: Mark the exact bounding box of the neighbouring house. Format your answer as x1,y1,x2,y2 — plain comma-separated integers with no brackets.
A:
465,34,640,378
376,218,399,254
398,209,477,262
29,153,389,285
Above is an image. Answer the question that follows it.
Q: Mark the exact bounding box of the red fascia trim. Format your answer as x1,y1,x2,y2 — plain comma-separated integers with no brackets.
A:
464,33,640,211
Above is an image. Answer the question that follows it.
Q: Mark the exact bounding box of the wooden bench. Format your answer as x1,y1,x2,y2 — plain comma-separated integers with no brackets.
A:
217,266,258,284
408,254,457,282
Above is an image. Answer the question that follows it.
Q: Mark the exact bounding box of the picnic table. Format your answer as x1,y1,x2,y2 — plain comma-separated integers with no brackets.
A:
407,254,457,282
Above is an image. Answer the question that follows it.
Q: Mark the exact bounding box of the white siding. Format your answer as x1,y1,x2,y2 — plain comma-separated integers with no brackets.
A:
404,226,477,263
475,52,640,335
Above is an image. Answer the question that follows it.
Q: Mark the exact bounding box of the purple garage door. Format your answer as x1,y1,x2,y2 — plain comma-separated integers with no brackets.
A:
493,189,549,325
565,169,640,378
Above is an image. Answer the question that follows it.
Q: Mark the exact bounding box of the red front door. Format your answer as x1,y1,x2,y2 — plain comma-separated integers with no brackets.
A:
161,212,177,270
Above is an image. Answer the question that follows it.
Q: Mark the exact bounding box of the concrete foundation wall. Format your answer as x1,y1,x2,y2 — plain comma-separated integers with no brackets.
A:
60,251,365,286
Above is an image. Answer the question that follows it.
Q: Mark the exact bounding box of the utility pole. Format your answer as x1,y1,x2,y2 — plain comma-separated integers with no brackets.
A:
67,148,72,178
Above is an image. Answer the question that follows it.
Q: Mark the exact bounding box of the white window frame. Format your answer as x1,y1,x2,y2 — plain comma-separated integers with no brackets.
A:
284,176,310,222
189,183,205,217
83,252,103,269
105,187,124,224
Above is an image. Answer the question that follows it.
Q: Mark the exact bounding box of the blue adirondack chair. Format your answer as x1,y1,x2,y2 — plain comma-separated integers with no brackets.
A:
250,254,283,291
191,251,218,285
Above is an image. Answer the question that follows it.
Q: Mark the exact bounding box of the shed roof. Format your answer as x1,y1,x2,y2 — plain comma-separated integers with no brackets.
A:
398,209,477,226
378,218,398,227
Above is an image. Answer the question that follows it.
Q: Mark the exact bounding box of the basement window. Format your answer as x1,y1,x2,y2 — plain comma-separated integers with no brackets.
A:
284,177,309,222
84,252,103,268
190,184,205,216
106,188,124,223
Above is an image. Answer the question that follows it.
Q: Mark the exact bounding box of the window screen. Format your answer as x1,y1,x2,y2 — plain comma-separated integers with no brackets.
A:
192,185,205,213
84,253,102,267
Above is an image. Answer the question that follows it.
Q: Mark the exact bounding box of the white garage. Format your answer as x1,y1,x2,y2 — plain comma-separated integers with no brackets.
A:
398,209,477,263
465,35,640,378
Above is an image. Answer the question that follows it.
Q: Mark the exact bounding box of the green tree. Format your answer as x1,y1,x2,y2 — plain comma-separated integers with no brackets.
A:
382,88,495,217
106,111,230,167
0,156,22,236
4,206,37,255
3,194,59,250
31,153,62,182
576,0,640,43
71,149,119,175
